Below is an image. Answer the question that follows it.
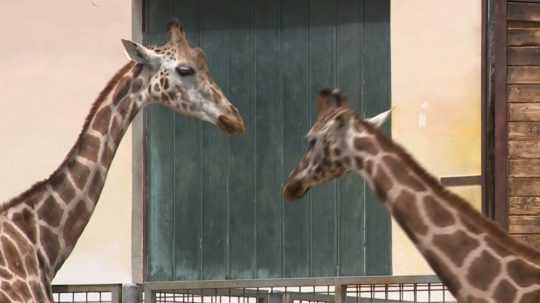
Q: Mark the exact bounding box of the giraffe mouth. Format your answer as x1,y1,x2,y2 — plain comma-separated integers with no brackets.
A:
217,115,245,135
283,180,309,201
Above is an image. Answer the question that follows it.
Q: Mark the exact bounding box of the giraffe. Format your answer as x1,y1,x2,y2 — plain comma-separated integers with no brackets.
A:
283,88,540,303
0,21,245,302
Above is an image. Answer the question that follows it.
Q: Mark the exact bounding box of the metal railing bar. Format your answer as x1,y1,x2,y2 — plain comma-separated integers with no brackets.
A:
143,275,441,291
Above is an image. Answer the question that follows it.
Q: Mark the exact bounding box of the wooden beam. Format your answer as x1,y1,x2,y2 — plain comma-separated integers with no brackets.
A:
509,122,540,139
508,2,540,22
509,140,540,158
509,215,540,233
509,178,540,195
508,47,540,65
508,66,540,83
508,29,540,46
440,176,482,187
507,84,540,102
510,159,540,176
490,0,509,229
509,103,540,121
509,196,540,214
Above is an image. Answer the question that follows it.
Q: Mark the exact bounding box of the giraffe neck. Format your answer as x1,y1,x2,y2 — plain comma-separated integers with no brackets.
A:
3,61,147,280
349,119,540,302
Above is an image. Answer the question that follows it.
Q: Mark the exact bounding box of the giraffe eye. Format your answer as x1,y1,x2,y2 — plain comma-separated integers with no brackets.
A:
309,139,317,148
176,65,195,76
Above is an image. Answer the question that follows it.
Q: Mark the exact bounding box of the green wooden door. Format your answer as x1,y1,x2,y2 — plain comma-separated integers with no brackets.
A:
143,0,391,281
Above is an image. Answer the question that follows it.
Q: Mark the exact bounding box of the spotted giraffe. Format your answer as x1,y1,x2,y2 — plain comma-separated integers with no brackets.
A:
0,21,244,302
284,88,540,303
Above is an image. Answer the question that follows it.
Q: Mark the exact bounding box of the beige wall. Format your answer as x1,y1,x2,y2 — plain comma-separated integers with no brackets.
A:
391,0,482,275
0,0,131,283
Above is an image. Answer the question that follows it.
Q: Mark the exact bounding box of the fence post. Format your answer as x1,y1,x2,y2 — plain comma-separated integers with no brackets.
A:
144,287,154,303
123,284,142,303
335,284,347,303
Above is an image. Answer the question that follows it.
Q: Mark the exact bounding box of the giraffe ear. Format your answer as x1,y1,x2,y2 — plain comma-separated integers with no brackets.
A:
121,39,159,66
366,109,392,128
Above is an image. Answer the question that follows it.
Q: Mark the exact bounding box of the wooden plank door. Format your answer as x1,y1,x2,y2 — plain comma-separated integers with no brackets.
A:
143,0,391,281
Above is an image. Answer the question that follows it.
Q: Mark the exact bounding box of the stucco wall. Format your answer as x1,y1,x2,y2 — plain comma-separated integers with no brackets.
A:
391,0,482,275
0,0,132,283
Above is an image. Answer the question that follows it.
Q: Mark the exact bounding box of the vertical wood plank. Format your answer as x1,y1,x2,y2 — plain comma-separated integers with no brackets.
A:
200,0,230,280
281,0,310,278
363,0,392,275
172,0,203,281
336,0,365,277
228,0,257,280
309,0,339,276
254,0,283,278
145,0,174,281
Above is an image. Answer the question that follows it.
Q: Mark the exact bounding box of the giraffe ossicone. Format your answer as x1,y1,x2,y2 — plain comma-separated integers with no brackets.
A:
284,88,540,303
0,20,245,302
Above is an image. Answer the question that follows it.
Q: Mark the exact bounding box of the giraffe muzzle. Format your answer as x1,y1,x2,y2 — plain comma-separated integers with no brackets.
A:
217,115,245,135
283,179,309,201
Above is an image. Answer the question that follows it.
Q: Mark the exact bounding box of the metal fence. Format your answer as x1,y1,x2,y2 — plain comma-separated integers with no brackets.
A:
143,276,456,303
52,284,122,303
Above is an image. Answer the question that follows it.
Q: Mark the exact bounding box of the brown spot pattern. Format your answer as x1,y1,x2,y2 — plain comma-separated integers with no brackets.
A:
12,209,37,242
423,249,462,297
37,196,63,227
1,281,22,301
493,280,517,303
507,259,540,287
117,97,132,118
23,253,38,277
131,78,143,92
2,236,26,278
113,77,131,105
88,172,104,201
466,250,500,290
79,134,101,162
353,137,378,155
50,172,76,203
383,156,426,191
68,160,91,190
4,222,32,253
110,118,123,145
365,160,374,175
486,238,512,258
63,200,91,245
521,290,540,303
92,106,111,134
0,267,12,280
465,296,489,303
12,280,32,301
459,213,482,235
423,196,455,227
40,226,60,266
102,145,115,165
433,231,479,267
392,190,428,238
373,167,393,201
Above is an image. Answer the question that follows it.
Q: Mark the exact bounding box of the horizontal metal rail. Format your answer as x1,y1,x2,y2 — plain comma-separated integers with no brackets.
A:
52,284,122,303
144,275,442,291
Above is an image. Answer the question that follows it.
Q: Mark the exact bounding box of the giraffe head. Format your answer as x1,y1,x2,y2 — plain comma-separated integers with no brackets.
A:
283,88,391,201
121,20,245,134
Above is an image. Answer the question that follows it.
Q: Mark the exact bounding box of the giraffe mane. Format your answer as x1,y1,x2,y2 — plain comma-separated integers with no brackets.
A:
357,115,540,264
0,61,140,213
